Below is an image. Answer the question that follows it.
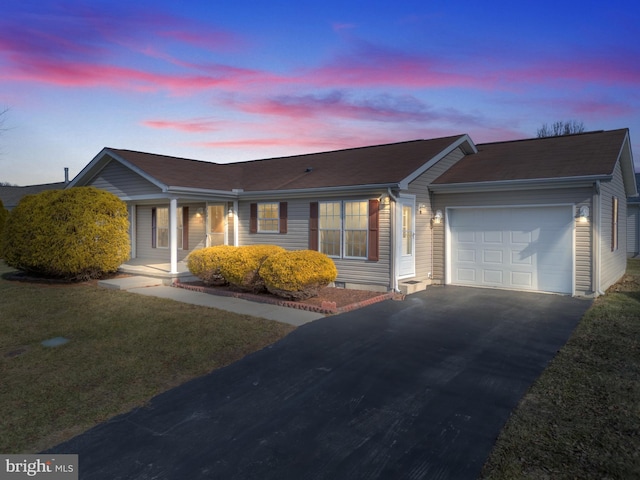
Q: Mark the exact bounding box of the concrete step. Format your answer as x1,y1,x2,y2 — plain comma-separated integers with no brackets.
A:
98,276,164,291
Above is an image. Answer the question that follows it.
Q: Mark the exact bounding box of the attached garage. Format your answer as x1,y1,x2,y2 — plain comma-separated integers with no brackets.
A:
447,206,574,294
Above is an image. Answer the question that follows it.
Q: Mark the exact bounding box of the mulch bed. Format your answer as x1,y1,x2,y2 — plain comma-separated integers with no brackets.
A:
175,280,404,315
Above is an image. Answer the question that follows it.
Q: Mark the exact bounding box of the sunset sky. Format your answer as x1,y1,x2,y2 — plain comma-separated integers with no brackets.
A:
1,0,639,185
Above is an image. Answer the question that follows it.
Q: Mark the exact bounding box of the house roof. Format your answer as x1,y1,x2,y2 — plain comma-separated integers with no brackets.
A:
432,129,630,185
107,134,469,193
0,182,66,210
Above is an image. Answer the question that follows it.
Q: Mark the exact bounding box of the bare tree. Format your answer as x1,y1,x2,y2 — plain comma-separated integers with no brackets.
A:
537,120,586,138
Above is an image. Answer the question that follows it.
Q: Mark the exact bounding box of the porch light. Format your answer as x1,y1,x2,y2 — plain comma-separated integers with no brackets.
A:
418,203,427,215
579,205,589,223
196,207,204,217
433,210,443,224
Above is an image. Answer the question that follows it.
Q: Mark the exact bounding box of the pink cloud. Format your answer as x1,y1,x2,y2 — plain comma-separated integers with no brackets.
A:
0,2,254,93
226,91,484,128
142,119,221,133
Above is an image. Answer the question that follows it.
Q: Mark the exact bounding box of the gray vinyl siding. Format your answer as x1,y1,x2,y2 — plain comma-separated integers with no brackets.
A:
432,186,594,295
135,203,207,262
599,161,628,290
628,204,639,256
238,197,392,289
88,160,162,197
406,147,466,283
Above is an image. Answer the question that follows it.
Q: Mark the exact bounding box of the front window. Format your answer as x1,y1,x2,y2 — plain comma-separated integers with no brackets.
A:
344,201,368,258
319,202,341,257
258,202,279,233
156,206,182,249
319,200,368,259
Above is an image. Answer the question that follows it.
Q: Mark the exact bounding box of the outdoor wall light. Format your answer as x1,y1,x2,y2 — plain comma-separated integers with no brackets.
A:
418,203,427,215
579,205,590,222
433,210,443,224
196,207,204,217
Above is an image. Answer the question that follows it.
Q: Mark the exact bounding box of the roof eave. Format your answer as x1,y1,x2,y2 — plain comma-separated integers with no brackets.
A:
398,134,477,189
238,183,400,200
67,148,169,191
429,175,610,193
617,130,638,197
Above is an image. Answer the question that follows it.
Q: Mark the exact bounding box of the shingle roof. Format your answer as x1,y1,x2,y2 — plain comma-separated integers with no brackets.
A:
432,129,629,185
0,182,66,210
110,134,466,192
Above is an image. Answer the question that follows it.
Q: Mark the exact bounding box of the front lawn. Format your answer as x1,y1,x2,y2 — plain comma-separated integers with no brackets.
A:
0,262,295,453
482,258,640,479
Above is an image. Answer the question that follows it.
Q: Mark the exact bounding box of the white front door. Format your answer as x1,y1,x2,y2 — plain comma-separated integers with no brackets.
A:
397,196,415,278
206,204,226,246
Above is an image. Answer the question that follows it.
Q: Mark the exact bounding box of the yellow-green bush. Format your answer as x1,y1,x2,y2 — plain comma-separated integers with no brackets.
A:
1,187,130,280
187,245,237,285
219,244,285,293
0,199,8,258
261,250,338,300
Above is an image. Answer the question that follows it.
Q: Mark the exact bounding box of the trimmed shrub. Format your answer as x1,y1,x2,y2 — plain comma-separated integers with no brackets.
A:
261,250,338,300
219,244,285,293
2,187,130,280
0,199,8,258
187,245,236,285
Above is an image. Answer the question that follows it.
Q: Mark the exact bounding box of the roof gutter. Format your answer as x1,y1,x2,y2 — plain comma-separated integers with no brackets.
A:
238,183,400,200
429,175,613,193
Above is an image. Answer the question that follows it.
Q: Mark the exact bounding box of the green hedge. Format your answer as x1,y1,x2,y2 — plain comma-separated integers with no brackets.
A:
1,187,130,280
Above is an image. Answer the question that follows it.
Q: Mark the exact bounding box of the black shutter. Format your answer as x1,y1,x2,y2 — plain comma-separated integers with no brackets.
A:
279,202,288,234
151,208,157,248
309,202,318,250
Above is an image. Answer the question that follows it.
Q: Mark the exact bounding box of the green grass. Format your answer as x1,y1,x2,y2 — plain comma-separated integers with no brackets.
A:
482,258,640,479
0,261,295,453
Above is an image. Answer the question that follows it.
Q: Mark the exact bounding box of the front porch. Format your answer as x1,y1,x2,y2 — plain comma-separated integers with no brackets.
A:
118,258,197,284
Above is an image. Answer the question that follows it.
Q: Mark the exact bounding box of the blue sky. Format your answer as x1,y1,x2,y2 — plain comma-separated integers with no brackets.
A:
1,0,639,185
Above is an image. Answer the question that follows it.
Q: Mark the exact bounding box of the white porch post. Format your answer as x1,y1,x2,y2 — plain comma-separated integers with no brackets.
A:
169,197,178,274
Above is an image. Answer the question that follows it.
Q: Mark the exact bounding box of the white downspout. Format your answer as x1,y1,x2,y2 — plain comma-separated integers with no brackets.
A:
169,197,178,274
387,188,400,293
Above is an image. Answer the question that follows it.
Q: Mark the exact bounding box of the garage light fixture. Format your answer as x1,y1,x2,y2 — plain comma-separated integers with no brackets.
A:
579,206,589,223
433,210,443,224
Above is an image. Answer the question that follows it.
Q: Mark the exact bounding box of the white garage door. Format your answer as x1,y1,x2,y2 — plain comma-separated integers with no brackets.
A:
449,206,573,294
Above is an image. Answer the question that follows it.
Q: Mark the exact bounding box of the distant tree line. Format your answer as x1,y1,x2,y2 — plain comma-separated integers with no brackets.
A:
537,120,586,138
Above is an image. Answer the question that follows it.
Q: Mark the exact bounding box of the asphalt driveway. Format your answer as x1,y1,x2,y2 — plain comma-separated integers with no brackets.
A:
48,286,592,479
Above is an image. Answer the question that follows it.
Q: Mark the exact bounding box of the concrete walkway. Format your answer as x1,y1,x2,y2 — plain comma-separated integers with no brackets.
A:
99,276,324,326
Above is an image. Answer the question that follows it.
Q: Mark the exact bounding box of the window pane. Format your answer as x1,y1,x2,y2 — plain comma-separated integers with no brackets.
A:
344,201,368,229
344,201,368,258
157,207,169,228
345,230,367,258
320,230,341,257
158,228,169,248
